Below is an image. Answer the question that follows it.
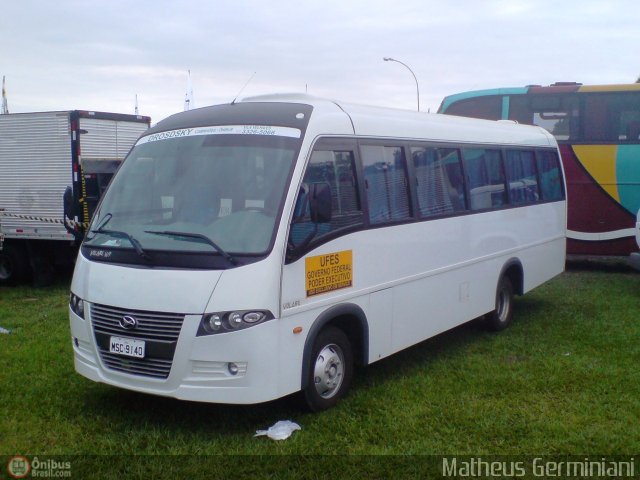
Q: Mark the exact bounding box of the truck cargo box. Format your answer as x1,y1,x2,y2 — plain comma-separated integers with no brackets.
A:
0,110,150,284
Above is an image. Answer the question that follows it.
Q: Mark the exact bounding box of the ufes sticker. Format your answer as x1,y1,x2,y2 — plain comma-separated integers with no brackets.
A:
305,250,353,297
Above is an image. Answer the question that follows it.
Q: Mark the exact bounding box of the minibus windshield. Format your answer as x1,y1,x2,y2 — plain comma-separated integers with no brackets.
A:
84,127,300,260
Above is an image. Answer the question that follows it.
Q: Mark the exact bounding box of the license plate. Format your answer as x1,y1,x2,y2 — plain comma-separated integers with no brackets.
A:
109,336,145,358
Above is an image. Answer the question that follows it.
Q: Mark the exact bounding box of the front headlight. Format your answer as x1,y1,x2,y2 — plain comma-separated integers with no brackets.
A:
197,310,273,336
69,293,85,319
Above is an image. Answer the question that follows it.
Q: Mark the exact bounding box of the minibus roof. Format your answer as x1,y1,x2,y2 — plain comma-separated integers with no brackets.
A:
143,93,556,148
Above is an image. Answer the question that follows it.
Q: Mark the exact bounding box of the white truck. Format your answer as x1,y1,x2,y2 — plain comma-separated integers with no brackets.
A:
0,110,150,284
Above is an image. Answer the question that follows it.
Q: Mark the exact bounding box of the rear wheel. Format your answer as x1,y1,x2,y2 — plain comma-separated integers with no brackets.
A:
303,326,353,412
485,276,514,331
0,243,30,285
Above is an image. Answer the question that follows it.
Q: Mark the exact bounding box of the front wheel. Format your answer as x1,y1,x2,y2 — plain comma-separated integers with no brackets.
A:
485,276,514,331
303,326,353,412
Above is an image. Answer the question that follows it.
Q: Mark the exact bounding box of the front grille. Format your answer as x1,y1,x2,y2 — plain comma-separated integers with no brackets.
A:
91,303,185,379
91,304,184,341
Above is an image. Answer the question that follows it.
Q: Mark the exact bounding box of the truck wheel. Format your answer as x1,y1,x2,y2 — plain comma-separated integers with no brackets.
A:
303,326,353,412
0,244,30,285
485,276,514,331
31,256,55,287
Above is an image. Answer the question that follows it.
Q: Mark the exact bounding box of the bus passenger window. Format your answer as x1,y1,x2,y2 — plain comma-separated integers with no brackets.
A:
576,92,640,142
530,95,579,141
508,96,534,125
626,120,640,141
505,150,539,205
463,149,507,210
360,145,411,224
536,150,564,201
411,146,466,217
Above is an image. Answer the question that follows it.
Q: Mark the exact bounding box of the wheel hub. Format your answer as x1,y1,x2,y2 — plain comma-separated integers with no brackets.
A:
497,288,511,322
313,344,345,399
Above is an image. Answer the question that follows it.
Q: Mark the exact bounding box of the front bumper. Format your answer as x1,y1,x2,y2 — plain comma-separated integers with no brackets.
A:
70,306,290,405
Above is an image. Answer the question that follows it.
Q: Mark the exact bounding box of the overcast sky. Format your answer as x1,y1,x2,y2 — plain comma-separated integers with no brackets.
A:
2,0,639,123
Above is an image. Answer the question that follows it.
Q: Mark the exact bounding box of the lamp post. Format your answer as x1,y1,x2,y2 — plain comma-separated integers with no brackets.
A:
383,57,420,112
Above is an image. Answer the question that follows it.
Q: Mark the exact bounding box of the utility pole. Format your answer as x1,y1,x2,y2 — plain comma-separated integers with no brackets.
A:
184,70,194,111
383,58,420,112
1,76,8,114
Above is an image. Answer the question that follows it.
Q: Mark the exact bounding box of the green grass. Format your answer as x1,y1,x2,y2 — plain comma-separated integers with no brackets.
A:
1,265,639,477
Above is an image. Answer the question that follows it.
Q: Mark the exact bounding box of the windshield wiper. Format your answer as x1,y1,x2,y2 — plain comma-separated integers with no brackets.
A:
88,214,149,260
88,212,113,236
144,230,237,265
92,228,149,259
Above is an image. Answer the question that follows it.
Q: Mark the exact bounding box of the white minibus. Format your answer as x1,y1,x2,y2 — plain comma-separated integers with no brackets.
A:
69,94,566,411
632,208,640,270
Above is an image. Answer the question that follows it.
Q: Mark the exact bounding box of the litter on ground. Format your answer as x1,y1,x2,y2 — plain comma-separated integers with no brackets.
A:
254,420,301,441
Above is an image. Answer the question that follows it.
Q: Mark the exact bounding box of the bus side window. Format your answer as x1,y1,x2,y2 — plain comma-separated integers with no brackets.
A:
289,149,363,249
536,150,564,201
529,95,579,141
505,150,539,205
463,148,507,210
587,92,640,142
411,146,466,217
360,145,411,224
626,120,640,141
508,96,534,125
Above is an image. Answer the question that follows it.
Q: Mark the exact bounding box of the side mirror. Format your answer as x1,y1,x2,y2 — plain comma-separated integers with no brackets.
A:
286,182,332,258
63,186,75,224
63,186,82,242
309,182,332,224
291,184,310,224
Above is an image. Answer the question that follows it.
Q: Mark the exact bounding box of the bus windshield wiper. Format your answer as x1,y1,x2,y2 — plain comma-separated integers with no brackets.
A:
90,223,150,260
144,230,237,265
87,212,113,237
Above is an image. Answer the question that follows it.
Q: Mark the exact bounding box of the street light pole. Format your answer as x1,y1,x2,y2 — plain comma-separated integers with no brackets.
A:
383,57,420,112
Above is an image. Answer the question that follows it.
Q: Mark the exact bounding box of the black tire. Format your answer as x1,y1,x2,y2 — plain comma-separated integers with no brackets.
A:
303,326,353,412
31,256,55,287
0,243,30,285
485,276,514,332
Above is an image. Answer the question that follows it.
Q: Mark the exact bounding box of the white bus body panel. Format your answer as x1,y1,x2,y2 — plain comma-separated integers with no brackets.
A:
280,202,565,363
